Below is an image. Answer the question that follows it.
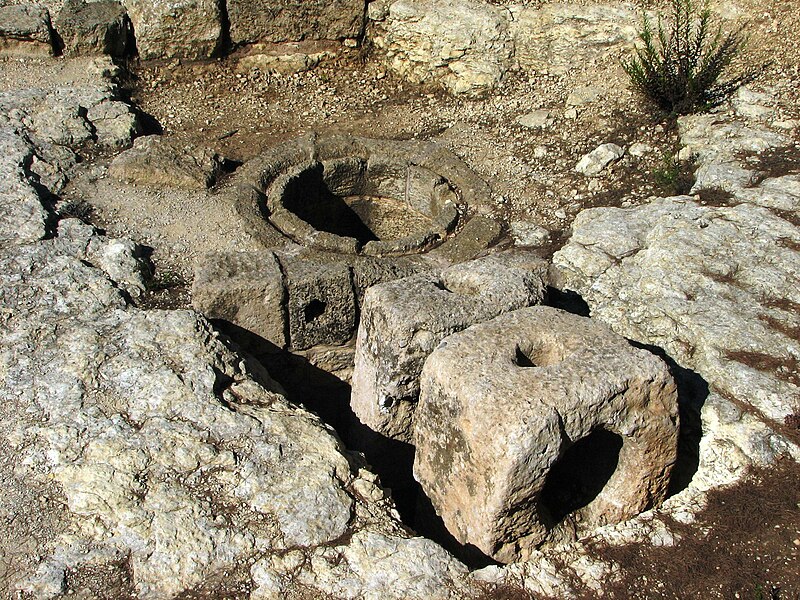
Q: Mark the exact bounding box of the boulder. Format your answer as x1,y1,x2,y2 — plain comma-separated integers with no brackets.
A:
192,251,287,348
413,306,679,563
121,0,222,59
0,4,54,56
369,0,515,96
54,0,132,57
227,0,365,45
350,251,548,442
108,135,225,189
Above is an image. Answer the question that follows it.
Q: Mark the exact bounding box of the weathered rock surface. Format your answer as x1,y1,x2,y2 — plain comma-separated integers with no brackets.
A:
251,529,470,599
0,4,54,56
369,0,515,96
414,306,679,563
509,2,639,75
0,122,469,599
0,83,140,151
554,195,800,423
109,135,224,189
227,0,365,45
54,0,132,57
351,251,548,442
121,0,222,59
679,109,800,210
0,128,50,247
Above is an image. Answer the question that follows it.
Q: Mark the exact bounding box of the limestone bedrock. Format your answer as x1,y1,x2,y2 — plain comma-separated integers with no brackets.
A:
414,306,679,564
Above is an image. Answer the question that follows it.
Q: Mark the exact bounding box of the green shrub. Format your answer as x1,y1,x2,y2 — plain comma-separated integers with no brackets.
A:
622,0,758,115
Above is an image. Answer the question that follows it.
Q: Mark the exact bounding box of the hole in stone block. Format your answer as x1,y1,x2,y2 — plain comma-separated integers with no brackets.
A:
304,299,326,323
514,342,566,368
281,162,440,245
539,428,623,526
514,345,537,367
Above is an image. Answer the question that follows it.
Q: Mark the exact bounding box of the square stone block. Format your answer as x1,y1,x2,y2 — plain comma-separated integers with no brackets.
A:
413,306,679,563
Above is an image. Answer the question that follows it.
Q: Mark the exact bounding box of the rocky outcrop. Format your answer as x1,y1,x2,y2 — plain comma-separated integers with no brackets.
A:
554,195,799,423
109,135,225,189
508,2,639,75
0,84,471,600
368,0,515,96
227,0,365,45
121,0,222,59
54,0,132,56
0,4,54,56
351,251,548,443
414,306,679,563
550,108,800,528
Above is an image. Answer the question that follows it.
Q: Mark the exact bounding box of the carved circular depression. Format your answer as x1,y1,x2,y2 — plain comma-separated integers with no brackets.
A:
270,158,459,256
231,135,490,257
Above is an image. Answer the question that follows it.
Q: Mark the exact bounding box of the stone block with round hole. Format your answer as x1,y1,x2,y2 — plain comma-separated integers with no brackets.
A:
413,306,679,563
282,258,356,351
350,251,548,443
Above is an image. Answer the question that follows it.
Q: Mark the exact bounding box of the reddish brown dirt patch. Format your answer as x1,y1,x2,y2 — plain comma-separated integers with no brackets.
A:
589,459,800,600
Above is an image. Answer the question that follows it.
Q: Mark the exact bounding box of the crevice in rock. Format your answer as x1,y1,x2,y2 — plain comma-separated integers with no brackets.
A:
544,286,590,317
214,0,233,57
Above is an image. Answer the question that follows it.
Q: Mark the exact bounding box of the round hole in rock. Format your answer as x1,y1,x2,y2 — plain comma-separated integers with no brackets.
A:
539,428,623,527
280,162,446,246
304,299,326,323
514,342,566,368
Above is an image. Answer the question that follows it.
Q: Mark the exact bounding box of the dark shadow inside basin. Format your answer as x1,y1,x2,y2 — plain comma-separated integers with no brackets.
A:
282,162,380,245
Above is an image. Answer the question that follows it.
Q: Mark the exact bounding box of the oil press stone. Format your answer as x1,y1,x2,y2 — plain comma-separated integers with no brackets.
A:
281,257,356,351
230,134,494,256
191,251,286,348
350,251,548,443
413,306,679,563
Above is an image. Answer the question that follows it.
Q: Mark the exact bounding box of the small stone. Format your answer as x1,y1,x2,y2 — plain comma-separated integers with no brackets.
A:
510,221,550,247
566,85,601,107
533,145,548,158
575,143,624,176
564,108,578,120
628,142,652,157
517,109,553,129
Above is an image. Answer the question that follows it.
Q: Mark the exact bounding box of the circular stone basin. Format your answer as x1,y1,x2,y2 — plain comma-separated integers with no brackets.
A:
231,135,490,256
269,158,458,255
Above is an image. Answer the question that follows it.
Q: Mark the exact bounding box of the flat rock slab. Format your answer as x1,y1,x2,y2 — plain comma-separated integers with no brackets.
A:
109,135,224,189
0,4,54,56
413,306,679,563
351,251,548,442
236,41,339,75
55,0,132,57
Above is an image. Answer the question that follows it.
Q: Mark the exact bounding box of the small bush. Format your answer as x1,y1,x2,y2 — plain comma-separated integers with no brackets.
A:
622,0,758,115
